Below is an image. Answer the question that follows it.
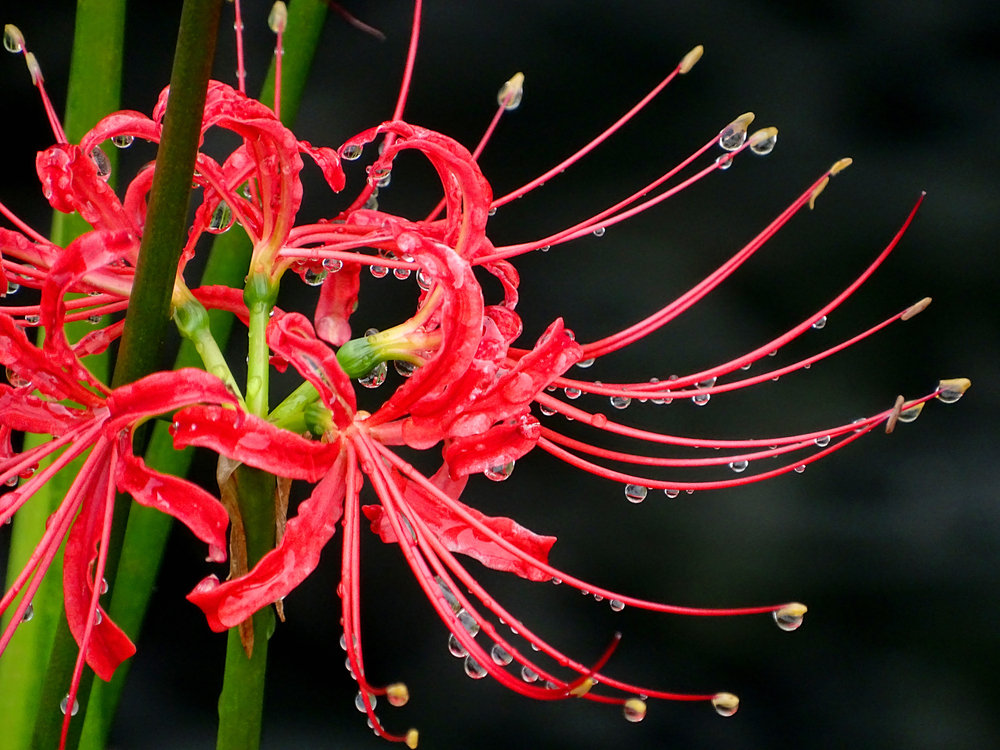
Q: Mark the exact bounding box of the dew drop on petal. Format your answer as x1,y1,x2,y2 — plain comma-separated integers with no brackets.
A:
341,144,363,161
358,361,387,389
59,695,79,717
90,146,111,180
393,360,416,378
447,633,468,658
5,366,31,388
464,656,488,679
728,460,749,473
484,461,515,482
520,665,538,683
490,643,513,666
811,315,828,330
624,484,647,504
304,268,328,286
712,692,740,717
610,395,631,410
322,257,343,272
609,599,625,612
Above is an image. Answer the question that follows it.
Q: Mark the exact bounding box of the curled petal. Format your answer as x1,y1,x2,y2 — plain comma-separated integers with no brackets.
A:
188,452,348,631
444,414,541,478
104,368,237,430
314,261,361,346
116,451,228,562
171,405,339,481
36,144,136,234
364,463,555,582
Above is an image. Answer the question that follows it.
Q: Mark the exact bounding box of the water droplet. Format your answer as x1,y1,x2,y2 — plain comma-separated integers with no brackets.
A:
5,366,31,388
94,608,103,624
370,264,388,279
6,281,20,295
773,603,807,631
712,692,739,717
208,201,234,233
576,358,595,369
497,72,524,110
592,226,606,237
623,698,647,723
490,643,513,666
692,392,711,406
24,314,40,325
415,268,433,290
520,665,538,683
624,484,648,504
393,360,416,378
718,127,748,152
663,488,680,498
386,683,409,707
814,435,831,447
609,599,625,612
811,315,827,330
4,25,26,54
339,633,348,651
341,144,363,161
538,403,557,417
935,378,970,404
897,403,924,423
749,130,777,156
304,267,328,286
21,602,34,622
793,464,806,474
88,315,101,325
355,691,375,712
564,387,581,400
322,257,343,272
610,395,631,410
447,633,467,658
456,609,480,637
393,266,411,280
367,166,391,188
90,146,111,180
539,245,551,252
358,361,387,389
484,461,515,482
59,694,79,716
464,656,488,679
715,154,734,170
728,460,749,473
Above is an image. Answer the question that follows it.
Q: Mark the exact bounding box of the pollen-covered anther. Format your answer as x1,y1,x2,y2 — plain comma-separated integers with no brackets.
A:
808,176,830,210
497,72,524,110
773,601,808,631
678,45,704,74
567,676,596,697
385,682,410,707
830,157,853,175
24,51,43,84
901,296,932,321
622,697,647,723
3,23,25,54
711,691,740,717
268,2,288,33
885,394,905,434
405,728,419,749
935,377,971,404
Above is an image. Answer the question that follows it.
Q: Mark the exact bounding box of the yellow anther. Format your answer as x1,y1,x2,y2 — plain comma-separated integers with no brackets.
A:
570,679,594,697
497,72,524,110
773,601,807,631
405,728,419,749
24,51,43,85
3,24,25,54
748,127,778,148
830,157,853,175
386,682,410,707
936,377,971,404
679,45,704,74
268,2,288,33
711,692,740,717
901,296,932,320
808,176,830,210
622,697,647,723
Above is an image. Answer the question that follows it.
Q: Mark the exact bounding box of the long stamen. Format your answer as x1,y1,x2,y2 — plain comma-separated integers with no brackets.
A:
3,25,68,143
268,2,287,119
232,0,247,93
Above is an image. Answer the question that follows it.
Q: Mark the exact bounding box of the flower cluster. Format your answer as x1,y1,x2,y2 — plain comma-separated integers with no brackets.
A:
0,3,968,747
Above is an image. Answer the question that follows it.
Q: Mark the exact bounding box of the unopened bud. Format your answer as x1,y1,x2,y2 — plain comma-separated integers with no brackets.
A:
497,72,524,110
679,45,704,74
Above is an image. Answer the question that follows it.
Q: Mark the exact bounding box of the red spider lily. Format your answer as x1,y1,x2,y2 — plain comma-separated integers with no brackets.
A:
0,232,236,745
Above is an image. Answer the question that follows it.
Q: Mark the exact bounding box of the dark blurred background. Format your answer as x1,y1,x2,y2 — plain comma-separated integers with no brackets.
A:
4,1,998,748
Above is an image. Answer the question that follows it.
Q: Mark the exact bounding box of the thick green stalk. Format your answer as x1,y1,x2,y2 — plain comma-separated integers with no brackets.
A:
0,2,124,749
29,1,224,747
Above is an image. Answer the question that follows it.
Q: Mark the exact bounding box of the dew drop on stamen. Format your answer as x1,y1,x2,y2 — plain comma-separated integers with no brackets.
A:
487,206,497,216
464,656,488,679
90,146,111,180
811,315,828,330
728,460,749,473
88,314,101,325
456,608,480,637
773,602,807,631
490,644,513,666
111,134,134,149
692,392,711,406
793,464,806,473
447,633,467,658
715,154,733,170
21,602,34,622
935,378,971,404
497,72,524,110
6,366,31,388
24,314,40,325
609,599,625,612
576,358,595,369
624,484,647,503
664,488,680,498
814,435,831,447
749,130,778,156
897,403,924,423
393,360,416,378
322,258,343,272
208,201,234,233
711,692,739,717
592,226,606,237
539,403,557,416
484,461,515,482
6,281,20,295
564,386,581,400
59,695,79,717
610,395,630,410
303,268,327,286
623,698,647,723
393,267,411,280
355,691,375,712
4,25,25,54
370,264,388,279
520,665,539,683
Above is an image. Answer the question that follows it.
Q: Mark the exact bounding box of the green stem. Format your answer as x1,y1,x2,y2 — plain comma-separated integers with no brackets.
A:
215,467,276,750
29,2,224,748
244,273,278,417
